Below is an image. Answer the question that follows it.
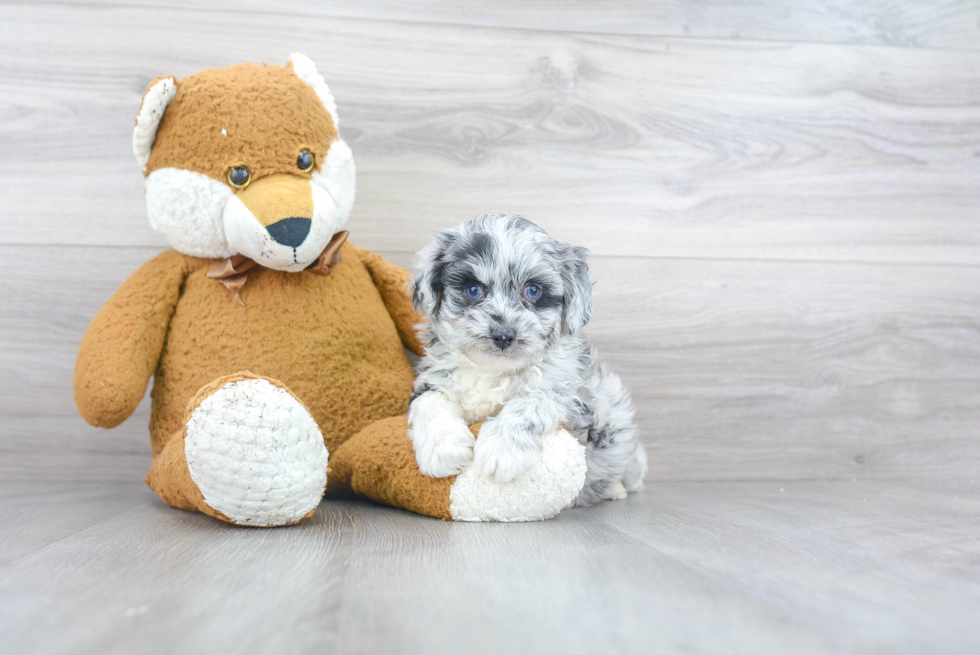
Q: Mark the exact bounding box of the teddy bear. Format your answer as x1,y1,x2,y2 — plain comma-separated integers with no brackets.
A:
73,54,587,526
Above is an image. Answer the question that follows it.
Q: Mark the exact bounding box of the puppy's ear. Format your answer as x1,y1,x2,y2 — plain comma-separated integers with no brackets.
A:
560,245,593,334
411,232,456,318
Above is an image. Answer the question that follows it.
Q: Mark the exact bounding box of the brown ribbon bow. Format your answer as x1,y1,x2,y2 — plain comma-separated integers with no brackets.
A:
207,230,349,306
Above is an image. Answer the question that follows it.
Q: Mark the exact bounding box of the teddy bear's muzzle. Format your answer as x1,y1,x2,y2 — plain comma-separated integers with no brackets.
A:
266,217,312,248
237,174,315,232
222,173,341,272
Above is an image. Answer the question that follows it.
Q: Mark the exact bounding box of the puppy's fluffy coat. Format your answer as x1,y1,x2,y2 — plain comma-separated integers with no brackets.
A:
408,214,646,506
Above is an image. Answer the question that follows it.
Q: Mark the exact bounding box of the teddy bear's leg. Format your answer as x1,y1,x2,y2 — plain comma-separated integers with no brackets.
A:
146,372,328,527
327,416,588,522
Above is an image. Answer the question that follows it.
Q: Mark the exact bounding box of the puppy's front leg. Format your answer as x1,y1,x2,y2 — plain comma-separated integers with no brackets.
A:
473,394,562,483
408,391,475,478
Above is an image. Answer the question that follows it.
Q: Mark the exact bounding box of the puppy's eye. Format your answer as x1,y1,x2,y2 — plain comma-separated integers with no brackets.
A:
523,284,541,301
228,166,250,189
297,150,314,173
465,283,485,300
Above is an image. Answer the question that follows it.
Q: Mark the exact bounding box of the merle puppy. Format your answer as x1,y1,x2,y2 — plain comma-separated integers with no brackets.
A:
408,214,646,506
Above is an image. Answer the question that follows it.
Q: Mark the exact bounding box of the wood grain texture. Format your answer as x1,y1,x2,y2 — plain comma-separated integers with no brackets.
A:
1,3,978,483
2,4,980,264
593,256,980,481
1,480,978,654
17,0,980,50
3,245,978,483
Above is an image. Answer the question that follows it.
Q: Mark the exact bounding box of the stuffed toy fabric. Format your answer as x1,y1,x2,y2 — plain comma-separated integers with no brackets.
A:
74,54,586,526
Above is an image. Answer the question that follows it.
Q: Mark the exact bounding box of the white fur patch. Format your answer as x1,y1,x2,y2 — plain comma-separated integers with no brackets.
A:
133,77,177,171
185,379,328,527
145,168,235,258
446,359,540,424
312,139,355,226
448,429,586,522
408,391,474,478
289,52,339,128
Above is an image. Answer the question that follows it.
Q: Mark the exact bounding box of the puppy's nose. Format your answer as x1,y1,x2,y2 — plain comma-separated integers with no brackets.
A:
491,327,516,350
266,217,312,248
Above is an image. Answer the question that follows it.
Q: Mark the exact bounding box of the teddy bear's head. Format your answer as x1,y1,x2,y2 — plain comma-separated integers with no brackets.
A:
133,53,355,271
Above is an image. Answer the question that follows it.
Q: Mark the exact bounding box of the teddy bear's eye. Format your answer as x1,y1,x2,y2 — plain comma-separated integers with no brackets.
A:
228,166,251,189
297,150,314,173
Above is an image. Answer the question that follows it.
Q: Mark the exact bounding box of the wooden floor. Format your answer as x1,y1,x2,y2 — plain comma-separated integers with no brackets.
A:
2,0,979,653
1,479,978,655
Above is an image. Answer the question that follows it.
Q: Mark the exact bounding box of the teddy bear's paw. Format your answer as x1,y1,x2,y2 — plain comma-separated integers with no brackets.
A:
448,428,587,522
184,378,328,527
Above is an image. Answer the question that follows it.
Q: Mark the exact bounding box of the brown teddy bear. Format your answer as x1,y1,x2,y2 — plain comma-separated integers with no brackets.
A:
74,54,586,526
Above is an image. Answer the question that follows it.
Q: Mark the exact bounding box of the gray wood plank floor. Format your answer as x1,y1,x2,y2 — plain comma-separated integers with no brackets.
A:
1,480,978,655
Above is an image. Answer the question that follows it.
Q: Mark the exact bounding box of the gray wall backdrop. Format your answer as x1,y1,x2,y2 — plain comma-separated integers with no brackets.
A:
1,1,978,483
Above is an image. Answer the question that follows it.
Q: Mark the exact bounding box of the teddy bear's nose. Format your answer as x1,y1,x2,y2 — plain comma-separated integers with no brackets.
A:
266,217,312,248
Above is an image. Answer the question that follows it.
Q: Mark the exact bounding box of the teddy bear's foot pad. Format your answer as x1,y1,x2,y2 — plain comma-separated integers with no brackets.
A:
448,429,587,522
329,418,588,522
185,378,328,526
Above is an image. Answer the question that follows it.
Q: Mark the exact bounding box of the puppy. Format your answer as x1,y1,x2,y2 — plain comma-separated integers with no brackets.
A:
407,214,647,506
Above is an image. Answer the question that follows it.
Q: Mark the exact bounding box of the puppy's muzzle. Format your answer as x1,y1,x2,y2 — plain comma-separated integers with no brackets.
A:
491,327,516,350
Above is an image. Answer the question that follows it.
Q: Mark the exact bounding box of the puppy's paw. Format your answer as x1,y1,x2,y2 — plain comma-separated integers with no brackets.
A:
472,423,542,484
410,421,475,478
602,481,629,501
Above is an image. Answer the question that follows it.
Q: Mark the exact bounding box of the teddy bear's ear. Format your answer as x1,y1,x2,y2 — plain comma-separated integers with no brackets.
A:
288,53,340,129
133,76,178,171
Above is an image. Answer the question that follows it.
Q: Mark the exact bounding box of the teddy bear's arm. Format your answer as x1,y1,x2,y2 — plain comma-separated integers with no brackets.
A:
74,250,189,428
353,246,425,357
